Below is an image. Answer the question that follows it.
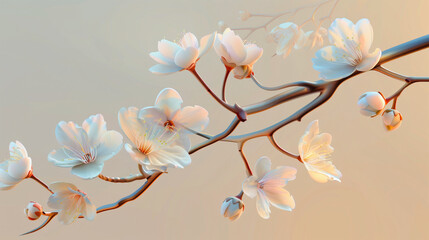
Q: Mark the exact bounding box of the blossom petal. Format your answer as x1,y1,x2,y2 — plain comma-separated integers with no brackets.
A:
157,39,181,60
180,32,199,49
96,130,123,162
124,143,146,162
356,18,373,54
198,32,216,58
174,47,198,69
118,107,146,145
256,190,271,219
149,64,183,75
82,114,107,147
49,182,78,193
306,163,342,183
81,197,96,221
263,186,295,211
312,46,356,80
145,145,191,171
356,48,381,71
242,175,258,198
150,51,174,65
71,162,104,179
214,40,231,63
138,107,168,124
328,18,356,50
260,166,297,187
240,44,263,66
9,141,28,159
7,157,31,179
55,121,91,154
255,156,271,179
48,148,82,168
0,167,19,186
155,88,183,119
172,105,209,132
222,28,247,64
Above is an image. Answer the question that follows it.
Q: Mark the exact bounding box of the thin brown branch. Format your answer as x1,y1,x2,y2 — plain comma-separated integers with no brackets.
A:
30,174,53,194
267,135,302,162
238,143,253,176
98,173,147,183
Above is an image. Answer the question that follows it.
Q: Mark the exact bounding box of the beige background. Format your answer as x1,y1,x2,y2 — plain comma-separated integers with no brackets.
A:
0,0,428,239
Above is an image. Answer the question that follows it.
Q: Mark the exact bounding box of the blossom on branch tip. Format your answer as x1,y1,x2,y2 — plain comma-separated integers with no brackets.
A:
47,182,96,225
0,141,32,190
382,109,402,131
139,88,209,150
48,114,123,179
242,157,296,219
149,32,216,75
268,22,305,58
312,18,381,80
221,196,245,221
358,92,386,117
25,201,43,221
214,28,263,79
119,107,192,173
304,27,328,49
299,120,342,183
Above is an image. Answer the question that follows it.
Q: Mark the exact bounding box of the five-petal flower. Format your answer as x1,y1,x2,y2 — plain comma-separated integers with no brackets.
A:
48,114,123,179
268,22,305,57
139,88,209,150
150,32,216,75
47,182,96,225
214,28,263,78
0,141,32,190
299,120,342,183
119,107,192,173
242,157,296,219
312,18,381,80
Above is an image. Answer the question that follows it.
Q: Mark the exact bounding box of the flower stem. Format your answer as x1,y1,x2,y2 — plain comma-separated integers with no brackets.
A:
30,174,53,194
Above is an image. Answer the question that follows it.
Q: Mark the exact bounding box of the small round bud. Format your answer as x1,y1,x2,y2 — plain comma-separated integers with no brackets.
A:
24,201,43,221
218,21,228,32
220,197,244,221
357,92,386,117
382,109,403,131
239,10,251,21
233,65,253,79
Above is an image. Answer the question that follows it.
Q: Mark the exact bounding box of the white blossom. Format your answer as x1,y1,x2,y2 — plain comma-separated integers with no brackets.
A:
119,107,191,173
139,88,209,150
313,18,381,80
150,32,216,75
0,141,32,190
47,182,96,225
242,157,296,219
299,120,342,183
48,114,123,179
268,22,305,58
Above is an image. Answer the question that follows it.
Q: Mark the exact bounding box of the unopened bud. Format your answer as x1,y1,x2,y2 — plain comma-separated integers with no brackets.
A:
24,201,43,221
220,197,244,221
382,109,402,131
239,10,251,21
357,92,386,117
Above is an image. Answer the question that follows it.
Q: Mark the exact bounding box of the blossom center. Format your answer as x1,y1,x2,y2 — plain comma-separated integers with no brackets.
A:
138,143,153,155
82,153,95,164
163,120,176,131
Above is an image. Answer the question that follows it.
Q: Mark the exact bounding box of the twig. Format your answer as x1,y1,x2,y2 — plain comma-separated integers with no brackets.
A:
98,173,147,183
238,143,253,176
267,135,301,162
30,174,53,194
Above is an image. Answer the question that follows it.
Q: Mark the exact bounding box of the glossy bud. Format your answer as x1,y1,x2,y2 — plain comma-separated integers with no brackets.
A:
357,92,386,117
220,197,244,221
382,109,403,131
25,201,43,221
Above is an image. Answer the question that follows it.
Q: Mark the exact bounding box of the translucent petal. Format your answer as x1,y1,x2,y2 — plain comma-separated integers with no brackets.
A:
82,114,107,147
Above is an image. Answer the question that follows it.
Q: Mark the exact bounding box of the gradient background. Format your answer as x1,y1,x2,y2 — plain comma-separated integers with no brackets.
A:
0,0,428,239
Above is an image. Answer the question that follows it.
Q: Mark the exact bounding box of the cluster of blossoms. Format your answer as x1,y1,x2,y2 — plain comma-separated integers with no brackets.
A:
1,88,209,225
0,7,418,233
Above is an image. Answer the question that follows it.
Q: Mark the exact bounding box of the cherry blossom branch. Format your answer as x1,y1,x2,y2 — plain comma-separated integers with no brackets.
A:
222,68,232,102
238,143,253,176
232,0,337,39
188,67,247,121
267,135,301,162
21,34,429,236
250,74,318,91
374,65,429,83
98,173,147,183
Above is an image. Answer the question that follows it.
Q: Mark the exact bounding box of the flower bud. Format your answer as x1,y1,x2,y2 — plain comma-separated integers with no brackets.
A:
220,197,244,221
239,10,251,21
24,201,43,221
382,109,402,131
357,92,386,117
